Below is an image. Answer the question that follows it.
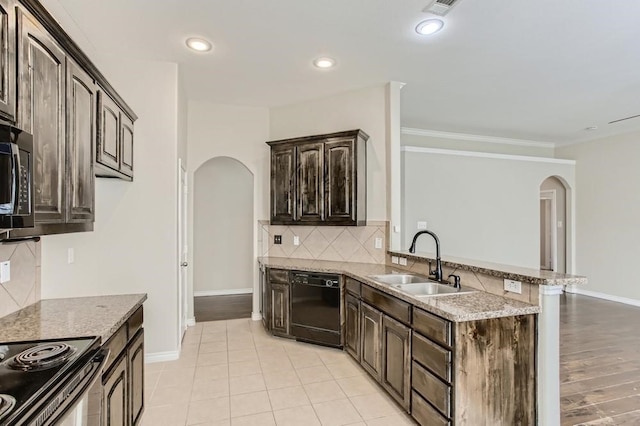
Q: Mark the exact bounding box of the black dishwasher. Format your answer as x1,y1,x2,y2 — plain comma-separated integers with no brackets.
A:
290,271,342,347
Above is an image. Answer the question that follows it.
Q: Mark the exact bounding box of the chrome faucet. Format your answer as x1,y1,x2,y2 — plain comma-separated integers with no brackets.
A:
408,230,443,282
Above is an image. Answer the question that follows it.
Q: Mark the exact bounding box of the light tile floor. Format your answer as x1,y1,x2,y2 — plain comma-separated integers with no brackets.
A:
142,319,417,426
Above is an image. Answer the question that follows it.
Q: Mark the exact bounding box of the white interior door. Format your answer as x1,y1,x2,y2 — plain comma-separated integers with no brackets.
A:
178,159,189,344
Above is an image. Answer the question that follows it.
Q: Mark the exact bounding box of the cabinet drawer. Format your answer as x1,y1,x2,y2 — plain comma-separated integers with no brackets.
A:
361,285,411,325
345,277,361,296
412,333,451,383
269,269,289,284
128,306,144,338
412,361,451,418
413,308,451,348
411,390,450,426
103,323,127,373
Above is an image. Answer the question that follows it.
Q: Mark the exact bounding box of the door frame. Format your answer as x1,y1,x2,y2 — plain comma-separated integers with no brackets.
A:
177,158,188,348
540,189,557,271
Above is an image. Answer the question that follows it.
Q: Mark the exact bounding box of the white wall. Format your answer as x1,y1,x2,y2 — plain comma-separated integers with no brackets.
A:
270,85,389,221
557,131,640,301
402,147,575,269
193,158,253,295
187,101,270,319
40,58,181,358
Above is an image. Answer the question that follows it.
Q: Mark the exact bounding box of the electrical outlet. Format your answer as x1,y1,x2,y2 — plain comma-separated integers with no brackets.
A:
0,261,10,283
293,236,300,246
374,237,383,249
504,279,522,294
274,235,282,244
399,257,408,266
417,221,427,230
391,256,399,264
67,248,75,264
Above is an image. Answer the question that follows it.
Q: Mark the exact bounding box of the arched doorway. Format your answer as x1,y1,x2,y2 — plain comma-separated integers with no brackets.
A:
193,157,254,321
540,176,569,273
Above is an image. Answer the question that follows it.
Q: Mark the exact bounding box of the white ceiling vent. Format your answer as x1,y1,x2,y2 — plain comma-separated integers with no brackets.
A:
423,0,461,16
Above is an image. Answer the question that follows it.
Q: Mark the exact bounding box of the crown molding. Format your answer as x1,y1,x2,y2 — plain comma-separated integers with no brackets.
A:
401,127,556,149
402,146,576,165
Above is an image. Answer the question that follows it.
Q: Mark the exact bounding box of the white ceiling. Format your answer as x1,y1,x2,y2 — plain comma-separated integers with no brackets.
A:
47,0,640,144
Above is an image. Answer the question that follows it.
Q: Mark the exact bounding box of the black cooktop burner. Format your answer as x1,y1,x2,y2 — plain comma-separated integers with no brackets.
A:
0,394,16,422
7,343,76,372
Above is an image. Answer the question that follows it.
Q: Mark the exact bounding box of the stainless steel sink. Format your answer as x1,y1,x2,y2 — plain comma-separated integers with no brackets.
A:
367,274,430,285
391,282,459,296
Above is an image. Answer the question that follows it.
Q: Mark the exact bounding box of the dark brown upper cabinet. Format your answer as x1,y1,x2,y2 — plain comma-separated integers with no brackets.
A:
17,8,67,224
96,89,134,180
0,0,16,121
66,58,96,223
267,129,369,226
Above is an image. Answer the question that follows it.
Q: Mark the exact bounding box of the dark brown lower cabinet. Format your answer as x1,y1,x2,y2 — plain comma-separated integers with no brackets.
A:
381,315,411,410
344,293,361,361
102,353,127,426
128,329,145,426
271,283,289,336
360,302,382,380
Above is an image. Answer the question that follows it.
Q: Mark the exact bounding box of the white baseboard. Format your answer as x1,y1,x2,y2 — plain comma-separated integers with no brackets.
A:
251,312,262,321
194,288,253,297
566,287,640,307
145,351,179,364
186,317,196,327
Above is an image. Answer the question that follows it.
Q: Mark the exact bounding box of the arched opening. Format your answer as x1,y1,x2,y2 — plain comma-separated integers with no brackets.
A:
540,176,570,273
193,156,254,321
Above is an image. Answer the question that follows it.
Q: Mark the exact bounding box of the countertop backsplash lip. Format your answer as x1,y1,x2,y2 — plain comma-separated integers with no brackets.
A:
258,256,540,322
389,250,588,286
0,293,147,344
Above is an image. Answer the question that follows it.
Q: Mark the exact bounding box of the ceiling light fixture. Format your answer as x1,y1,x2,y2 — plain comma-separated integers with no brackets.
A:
313,57,336,69
186,37,212,52
415,19,445,36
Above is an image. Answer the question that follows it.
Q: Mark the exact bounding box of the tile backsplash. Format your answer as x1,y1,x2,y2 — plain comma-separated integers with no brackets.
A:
259,221,388,264
0,240,41,318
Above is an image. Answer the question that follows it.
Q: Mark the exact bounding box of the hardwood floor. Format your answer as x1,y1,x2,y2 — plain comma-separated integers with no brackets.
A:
194,294,253,322
560,293,640,425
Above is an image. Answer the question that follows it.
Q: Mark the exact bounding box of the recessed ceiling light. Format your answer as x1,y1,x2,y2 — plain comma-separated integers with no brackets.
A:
186,37,212,52
585,126,598,131
416,19,445,36
313,57,336,69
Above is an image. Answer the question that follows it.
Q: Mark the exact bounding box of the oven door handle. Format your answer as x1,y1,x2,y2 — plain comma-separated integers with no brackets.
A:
41,347,111,426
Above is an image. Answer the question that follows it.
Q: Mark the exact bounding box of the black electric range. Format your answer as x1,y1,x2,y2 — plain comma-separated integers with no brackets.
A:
0,336,107,426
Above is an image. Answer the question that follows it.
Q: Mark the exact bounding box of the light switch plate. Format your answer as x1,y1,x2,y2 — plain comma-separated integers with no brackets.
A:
0,261,10,283
67,248,75,264
293,236,300,246
374,237,383,249
391,256,399,264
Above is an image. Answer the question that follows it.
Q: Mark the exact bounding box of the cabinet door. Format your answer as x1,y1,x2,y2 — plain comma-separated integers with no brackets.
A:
345,293,361,361
0,0,15,121
128,329,145,426
296,142,324,222
381,315,411,410
102,353,128,426
271,283,289,335
325,138,355,224
120,114,134,178
360,302,382,381
97,90,121,171
270,145,295,223
18,9,66,224
66,58,95,223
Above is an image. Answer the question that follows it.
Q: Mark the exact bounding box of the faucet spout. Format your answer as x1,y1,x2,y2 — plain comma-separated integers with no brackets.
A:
408,230,443,282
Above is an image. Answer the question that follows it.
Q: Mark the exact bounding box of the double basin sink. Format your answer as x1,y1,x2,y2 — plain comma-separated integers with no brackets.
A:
367,274,474,298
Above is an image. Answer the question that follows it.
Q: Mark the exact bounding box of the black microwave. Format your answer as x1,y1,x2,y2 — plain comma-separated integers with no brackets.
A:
0,124,34,229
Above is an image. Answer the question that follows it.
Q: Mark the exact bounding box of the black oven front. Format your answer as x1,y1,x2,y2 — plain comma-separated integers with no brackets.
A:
290,271,342,347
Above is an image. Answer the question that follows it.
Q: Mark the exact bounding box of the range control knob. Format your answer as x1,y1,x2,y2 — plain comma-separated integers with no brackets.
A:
325,279,334,287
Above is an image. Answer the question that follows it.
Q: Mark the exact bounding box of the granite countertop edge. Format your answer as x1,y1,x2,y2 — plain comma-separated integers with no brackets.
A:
258,257,540,322
0,293,147,343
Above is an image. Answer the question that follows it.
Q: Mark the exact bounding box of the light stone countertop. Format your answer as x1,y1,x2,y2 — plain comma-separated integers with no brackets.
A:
258,257,540,322
391,250,587,286
0,294,147,343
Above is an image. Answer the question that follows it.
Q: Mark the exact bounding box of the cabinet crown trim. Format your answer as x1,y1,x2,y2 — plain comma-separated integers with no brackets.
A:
266,129,370,146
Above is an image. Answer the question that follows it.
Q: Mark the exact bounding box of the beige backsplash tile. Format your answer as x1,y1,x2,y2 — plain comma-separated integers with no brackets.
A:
261,222,388,264
0,240,41,318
